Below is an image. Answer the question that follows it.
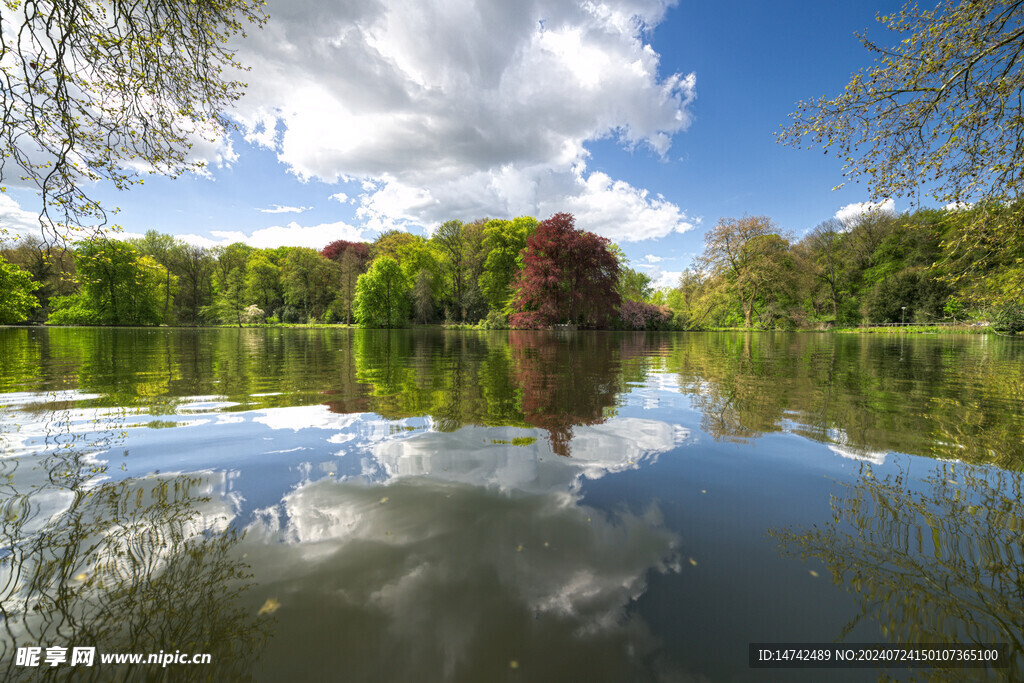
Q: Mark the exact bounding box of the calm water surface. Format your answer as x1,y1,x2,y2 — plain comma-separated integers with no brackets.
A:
1,328,1022,681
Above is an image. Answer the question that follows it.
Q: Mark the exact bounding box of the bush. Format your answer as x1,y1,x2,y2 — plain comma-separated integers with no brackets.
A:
279,305,301,324
46,294,100,325
991,302,1024,334
480,311,509,329
241,304,265,324
618,300,673,330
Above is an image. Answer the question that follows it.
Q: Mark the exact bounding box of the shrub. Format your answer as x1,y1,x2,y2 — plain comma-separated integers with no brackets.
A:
480,311,509,329
47,295,100,325
279,305,301,324
618,300,672,330
991,302,1024,334
241,304,265,324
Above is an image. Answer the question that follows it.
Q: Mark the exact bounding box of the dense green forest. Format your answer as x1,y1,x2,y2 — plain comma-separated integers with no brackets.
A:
1,203,1022,331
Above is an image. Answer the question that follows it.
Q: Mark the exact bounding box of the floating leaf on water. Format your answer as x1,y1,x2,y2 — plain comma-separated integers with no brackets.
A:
509,660,519,670
701,490,707,494
689,558,698,566
379,497,388,504
516,544,523,552
72,572,89,582
809,570,819,578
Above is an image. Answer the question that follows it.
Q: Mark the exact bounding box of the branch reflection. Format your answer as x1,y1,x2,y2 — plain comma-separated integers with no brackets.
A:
771,460,1024,680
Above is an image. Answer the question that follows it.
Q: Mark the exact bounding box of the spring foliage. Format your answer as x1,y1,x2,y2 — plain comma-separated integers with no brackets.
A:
509,213,620,329
0,0,267,239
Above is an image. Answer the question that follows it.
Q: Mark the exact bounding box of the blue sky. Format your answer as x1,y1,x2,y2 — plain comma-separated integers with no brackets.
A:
2,0,908,288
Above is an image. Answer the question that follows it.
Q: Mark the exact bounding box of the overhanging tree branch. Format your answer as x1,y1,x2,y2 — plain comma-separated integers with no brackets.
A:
0,0,267,243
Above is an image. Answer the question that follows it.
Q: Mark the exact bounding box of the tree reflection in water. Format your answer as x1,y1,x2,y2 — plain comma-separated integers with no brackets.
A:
0,398,267,681
340,329,663,457
771,460,1024,681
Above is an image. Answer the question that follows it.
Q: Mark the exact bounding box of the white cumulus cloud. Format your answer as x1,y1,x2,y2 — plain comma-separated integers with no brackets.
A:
834,198,895,227
230,0,696,241
0,195,41,237
651,269,681,289
257,204,313,214
176,220,369,250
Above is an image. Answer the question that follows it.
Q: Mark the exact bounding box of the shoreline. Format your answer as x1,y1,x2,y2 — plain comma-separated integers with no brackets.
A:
3,323,1009,335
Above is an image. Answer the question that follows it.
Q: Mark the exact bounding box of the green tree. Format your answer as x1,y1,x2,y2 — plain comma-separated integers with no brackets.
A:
664,269,720,330
802,219,848,319
280,246,323,321
0,254,41,323
49,240,166,324
779,0,1024,294
432,220,467,320
169,243,215,325
371,230,420,264
207,243,254,325
696,215,780,328
244,252,282,318
336,250,363,324
460,219,491,321
0,0,266,239
354,256,410,328
618,266,653,302
396,237,444,302
130,230,179,323
0,235,76,319
412,269,435,323
479,216,536,311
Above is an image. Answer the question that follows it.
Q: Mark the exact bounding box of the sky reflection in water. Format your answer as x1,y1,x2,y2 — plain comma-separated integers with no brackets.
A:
1,328,1022,681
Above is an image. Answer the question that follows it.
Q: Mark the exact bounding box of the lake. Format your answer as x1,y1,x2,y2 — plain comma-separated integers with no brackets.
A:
1,327,1022,681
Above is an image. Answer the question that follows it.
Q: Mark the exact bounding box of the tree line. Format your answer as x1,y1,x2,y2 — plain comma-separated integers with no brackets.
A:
1,204,1021,330
660,201,1024,332
0,212,644,329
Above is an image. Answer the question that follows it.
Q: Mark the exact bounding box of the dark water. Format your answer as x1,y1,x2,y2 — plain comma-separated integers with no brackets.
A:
1,327,1022,681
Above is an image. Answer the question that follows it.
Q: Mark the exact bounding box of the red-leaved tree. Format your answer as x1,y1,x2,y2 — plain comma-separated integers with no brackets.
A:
509,213,620,328
321,240,371,324
320,240,371,266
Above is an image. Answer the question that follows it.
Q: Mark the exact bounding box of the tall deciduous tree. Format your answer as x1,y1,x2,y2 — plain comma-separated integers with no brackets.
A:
130,230,178,322
510,213,620,328
208,243,253,326
49,240,166,324
281,247,338,322
432,220,467,320
319,240,372,323
696,215,779,328
803,219,848,318
169,243,215,325
412,269,435,324
479,216,536,311
0,0,266,240
244,252,282,318
354,256,410,328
